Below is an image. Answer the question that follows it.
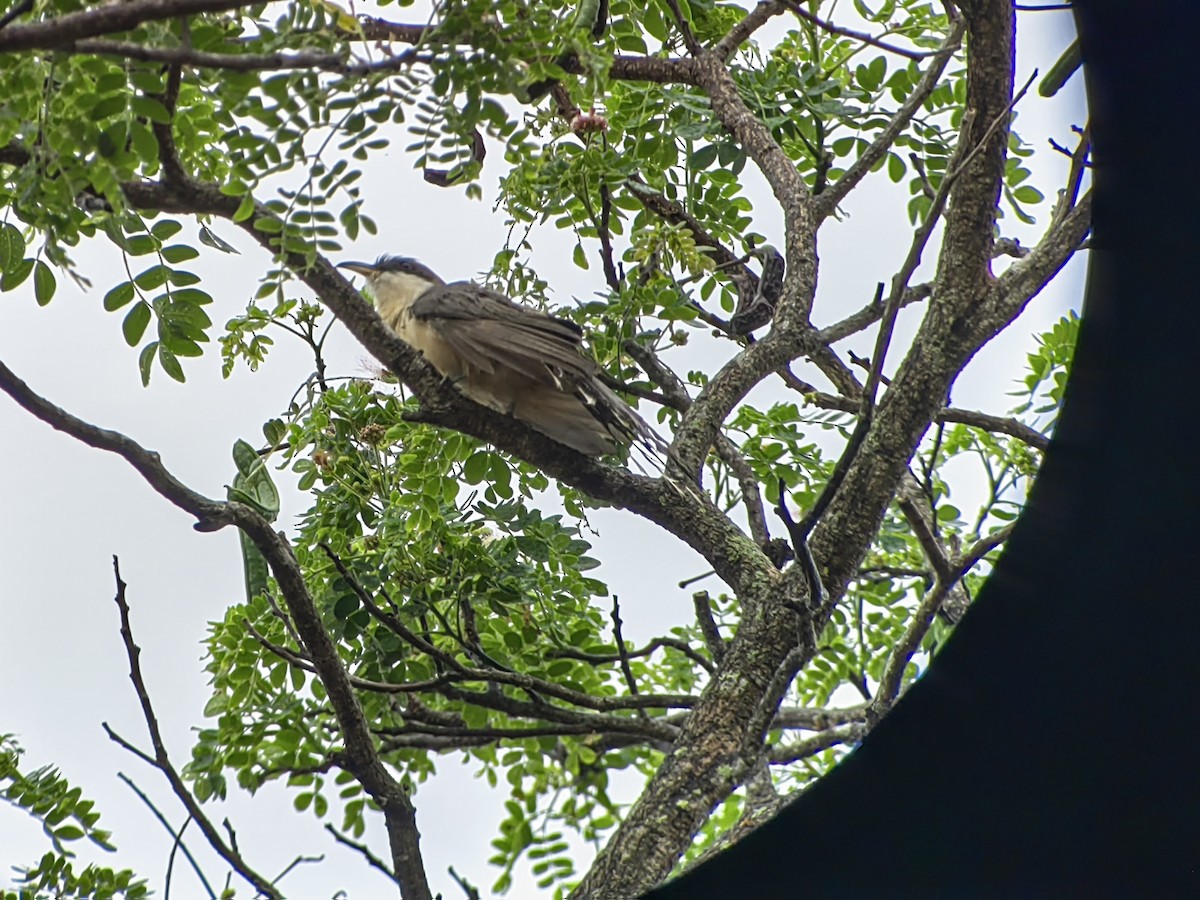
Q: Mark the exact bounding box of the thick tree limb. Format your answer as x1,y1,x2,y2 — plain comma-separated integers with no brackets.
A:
713,1,783,60
110,170,775,597
0,0,252,52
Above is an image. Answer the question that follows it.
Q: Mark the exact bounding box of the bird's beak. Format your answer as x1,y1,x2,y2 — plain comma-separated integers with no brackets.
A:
337,261,376,276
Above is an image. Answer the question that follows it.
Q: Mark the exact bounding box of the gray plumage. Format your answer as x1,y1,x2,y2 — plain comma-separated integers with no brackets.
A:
338,256,662,457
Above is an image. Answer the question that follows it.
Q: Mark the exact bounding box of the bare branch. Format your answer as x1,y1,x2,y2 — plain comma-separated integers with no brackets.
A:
610,596,645,711
549,636,716,676
116,775,215,900
781,0,943,60
325,825,398,885
816,283,933,345
107,558,281,899
772,704,867,731
1050,123,1091,230
664,0,701,54
895,478,957,584
767,723,866,765
871,521,1015,720
0,359,231,529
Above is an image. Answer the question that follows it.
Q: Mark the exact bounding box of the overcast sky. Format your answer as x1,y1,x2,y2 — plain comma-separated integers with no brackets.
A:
1,5,1085,897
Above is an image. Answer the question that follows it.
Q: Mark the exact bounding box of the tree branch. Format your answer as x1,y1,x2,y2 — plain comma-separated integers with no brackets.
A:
767,723,866,765
0,361,433,899
107,558,281,899
108,169,775,597
713,1,783,60
781,0,944,60
0,0,253,52
871,520,1015,720
817,19,965,215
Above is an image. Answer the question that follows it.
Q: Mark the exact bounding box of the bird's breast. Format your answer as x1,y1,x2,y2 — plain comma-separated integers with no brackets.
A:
392,309,467,381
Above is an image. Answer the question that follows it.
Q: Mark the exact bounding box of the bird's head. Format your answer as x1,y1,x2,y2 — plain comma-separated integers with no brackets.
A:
338,256,445,311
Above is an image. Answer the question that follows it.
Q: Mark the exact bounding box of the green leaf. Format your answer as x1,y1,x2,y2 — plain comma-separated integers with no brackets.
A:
464,451,491,484
1,257,34,291
130,96,170,124
253,216,282,234
138,341,158,386
936,504,961,522
161,244,200,264
199,225,240,254
263,418,286,447
158,344,185,382
126,234,157,256
122,301,152,346
151,220,183,241
90,95,127,120
33,261,56,306
0,223,24,271
134,265,169,290
1013,185,1044,204
233,194,256,223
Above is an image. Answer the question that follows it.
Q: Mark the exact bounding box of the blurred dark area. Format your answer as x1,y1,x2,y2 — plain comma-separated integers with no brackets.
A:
644,1,1200,896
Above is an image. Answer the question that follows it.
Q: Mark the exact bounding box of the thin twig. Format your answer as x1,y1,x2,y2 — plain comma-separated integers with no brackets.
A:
108,558,281,898
448,866,482,900
692,591,726,662
1050,122,1091,231
664,0,701,54
324,830,398,883
0,0,33,31
549,636,715,675
781,0,939,60
767,723,866,765
117,775,214,900
610,597,645,717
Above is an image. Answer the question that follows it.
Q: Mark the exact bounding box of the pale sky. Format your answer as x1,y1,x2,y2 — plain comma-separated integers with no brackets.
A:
0,6,1085,897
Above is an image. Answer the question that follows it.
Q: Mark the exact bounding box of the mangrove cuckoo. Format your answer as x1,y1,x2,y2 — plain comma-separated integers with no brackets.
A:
338,256,662,457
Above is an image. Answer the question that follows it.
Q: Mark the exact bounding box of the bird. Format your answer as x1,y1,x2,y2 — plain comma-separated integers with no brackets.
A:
337,256,664,457
730,244,785,336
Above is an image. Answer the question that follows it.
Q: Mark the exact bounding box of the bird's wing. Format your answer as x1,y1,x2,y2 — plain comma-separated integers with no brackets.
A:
410,281,666,455
408,282,594,388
